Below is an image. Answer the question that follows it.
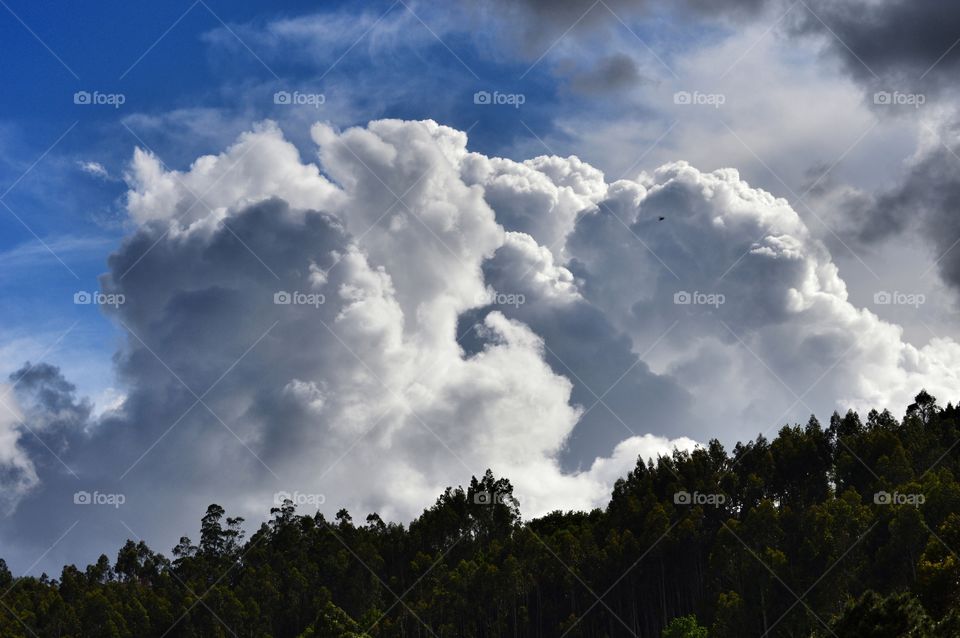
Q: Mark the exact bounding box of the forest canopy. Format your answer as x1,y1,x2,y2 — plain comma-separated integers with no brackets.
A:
3,390,960,637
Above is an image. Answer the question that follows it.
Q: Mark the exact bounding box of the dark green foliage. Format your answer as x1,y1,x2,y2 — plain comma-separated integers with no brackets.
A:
2,390,960,636
662,614,708,637
830,591,933,637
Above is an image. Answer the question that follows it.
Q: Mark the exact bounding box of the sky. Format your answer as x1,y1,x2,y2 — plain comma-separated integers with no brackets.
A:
2,0,960,575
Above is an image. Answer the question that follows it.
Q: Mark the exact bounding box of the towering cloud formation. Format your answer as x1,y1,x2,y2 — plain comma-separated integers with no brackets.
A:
4,118,960,573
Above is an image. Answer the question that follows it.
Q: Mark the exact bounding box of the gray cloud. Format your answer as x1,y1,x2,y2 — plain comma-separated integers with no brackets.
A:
563,53,646,94
471,0,771,33
838,124,960,291
9,363,91,457
10,363,91,431
794,0,960,94
480,232,695,467
784,0,960,288
478,0,960,89
463,0,782,78
750,0,960,295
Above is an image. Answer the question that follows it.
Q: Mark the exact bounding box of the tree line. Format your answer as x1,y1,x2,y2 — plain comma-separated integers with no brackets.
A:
2,390,960,637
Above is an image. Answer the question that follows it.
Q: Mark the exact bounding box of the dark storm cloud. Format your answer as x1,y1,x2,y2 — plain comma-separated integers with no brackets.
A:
775,1,960,292
475,0,960,88
787,1,960,290
472,0,771,29
794,0,960,93
564,53,646,94
9,363,91,430
848,138,960,291
9,362,91,455
465,0,780,60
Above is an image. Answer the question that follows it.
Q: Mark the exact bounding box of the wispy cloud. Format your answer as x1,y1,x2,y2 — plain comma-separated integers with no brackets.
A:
0,236,114,273
76,160,112,181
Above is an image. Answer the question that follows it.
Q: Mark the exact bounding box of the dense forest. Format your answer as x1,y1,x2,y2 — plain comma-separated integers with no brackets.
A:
4,391,960,637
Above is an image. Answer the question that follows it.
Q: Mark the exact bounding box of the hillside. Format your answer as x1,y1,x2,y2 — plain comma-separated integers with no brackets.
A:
3,391,960,637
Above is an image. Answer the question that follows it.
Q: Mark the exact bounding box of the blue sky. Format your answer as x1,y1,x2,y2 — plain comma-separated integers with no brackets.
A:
0,0,573,402
2,0,713,410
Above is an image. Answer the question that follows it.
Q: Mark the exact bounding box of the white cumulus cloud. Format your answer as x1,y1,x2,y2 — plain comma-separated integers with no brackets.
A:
5,118,959,574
